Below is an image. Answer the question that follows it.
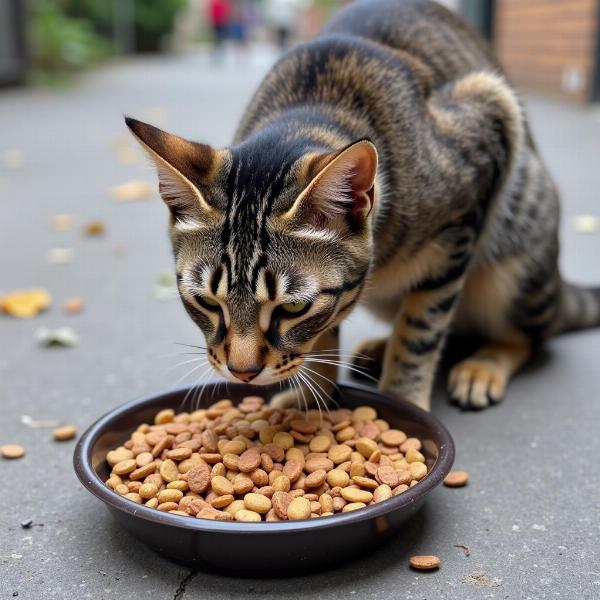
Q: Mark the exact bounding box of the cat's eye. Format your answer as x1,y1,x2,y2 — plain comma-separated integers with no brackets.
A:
279,301,310,316
196,295,221,311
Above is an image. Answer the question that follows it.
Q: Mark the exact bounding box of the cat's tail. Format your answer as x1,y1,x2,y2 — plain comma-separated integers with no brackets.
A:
553,281,600,334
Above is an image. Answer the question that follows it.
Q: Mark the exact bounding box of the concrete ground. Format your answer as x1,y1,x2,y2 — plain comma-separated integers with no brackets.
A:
1,47,599,599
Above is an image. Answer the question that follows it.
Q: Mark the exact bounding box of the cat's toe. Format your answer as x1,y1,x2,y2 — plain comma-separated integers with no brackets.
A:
448,360,506,410
270,388,305,409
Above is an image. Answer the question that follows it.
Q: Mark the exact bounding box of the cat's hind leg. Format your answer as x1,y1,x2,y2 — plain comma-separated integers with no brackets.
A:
448,339,531,409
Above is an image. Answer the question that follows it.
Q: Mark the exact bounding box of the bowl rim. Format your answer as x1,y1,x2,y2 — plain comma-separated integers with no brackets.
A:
73,382,454,534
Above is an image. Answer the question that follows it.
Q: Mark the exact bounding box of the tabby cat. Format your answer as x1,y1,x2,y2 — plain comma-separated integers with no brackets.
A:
126,0,600,411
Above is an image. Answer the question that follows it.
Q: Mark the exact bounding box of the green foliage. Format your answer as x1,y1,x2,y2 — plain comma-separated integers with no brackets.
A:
28,0,111,72
133,0,188,52
66,0,188,53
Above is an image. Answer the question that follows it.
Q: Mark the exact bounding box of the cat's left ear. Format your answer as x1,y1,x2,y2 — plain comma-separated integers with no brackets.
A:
286,139,378,232
125,117,217,223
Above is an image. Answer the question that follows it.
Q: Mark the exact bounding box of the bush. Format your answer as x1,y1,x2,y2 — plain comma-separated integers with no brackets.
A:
28,0,111,72
66,0,188,53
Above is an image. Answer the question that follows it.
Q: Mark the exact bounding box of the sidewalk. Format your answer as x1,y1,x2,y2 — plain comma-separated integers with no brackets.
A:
1,49,599,599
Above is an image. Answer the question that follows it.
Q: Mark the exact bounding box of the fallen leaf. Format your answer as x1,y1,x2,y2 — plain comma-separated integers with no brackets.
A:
573,214,600,234
21,415,63,428
1,289,51,318
50,214,74,231
111,180,156,202
83,220,106,236
1,149,24,170
63,298,84,314
157,270,176,286
153,270,178,301
47,248,74,264
35,327,79,347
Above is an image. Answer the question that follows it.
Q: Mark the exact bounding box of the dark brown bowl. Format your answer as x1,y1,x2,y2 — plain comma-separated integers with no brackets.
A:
73,382,454,574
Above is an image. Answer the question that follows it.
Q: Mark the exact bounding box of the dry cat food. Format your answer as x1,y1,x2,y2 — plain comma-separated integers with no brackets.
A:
443,470,469,487
104,397,429,522
53,425,78,441
1,444,26,459
409,555,440,570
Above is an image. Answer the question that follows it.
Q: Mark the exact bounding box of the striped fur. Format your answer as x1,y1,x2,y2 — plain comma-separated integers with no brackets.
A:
127,0,600,410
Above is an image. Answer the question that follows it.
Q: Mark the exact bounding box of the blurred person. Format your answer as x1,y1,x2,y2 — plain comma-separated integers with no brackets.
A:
265,0,309,51
208,0,231,56
229,0,252,50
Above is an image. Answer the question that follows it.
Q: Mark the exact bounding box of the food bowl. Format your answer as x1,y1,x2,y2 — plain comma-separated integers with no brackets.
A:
74,382,454,573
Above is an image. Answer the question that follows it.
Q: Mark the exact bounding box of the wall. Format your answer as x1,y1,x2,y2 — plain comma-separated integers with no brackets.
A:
494,0,600,103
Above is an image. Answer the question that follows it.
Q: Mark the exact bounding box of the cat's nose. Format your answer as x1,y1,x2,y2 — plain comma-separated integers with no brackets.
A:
228,365,263,382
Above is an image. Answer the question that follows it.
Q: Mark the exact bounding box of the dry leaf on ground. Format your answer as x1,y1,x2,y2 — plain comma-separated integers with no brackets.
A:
1,288,51,318
50,214,74,231
573,214,600,234
35,326,79,347
47,248,74,264
111,180,156,202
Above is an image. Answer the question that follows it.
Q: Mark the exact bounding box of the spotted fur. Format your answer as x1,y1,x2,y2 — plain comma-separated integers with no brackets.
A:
127,0,600,410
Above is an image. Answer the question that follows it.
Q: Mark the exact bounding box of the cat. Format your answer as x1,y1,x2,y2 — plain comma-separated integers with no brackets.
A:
126,0,600,412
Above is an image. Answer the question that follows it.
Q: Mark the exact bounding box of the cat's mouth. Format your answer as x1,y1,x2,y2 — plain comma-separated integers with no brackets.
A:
218,360,303,387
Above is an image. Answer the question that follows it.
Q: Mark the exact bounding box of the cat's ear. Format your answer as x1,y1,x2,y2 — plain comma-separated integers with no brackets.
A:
125,117,217,222
286,139,378,232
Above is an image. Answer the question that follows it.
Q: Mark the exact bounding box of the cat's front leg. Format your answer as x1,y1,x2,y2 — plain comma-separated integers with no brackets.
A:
378,248,473,411
270,327,339,409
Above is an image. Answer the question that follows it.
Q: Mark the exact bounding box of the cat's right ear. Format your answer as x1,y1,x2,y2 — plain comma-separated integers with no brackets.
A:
125,117,217,223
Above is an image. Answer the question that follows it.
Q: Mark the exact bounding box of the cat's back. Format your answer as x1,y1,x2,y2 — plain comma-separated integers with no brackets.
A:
235,0,501,143
320,0,499,84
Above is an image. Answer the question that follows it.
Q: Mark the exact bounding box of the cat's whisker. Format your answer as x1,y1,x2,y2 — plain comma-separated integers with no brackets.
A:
292,372,308,416
299,368,331,416
299,366,331,402
158,350,207,360
303,358,379,383
190,365,214,413
300,365,341,408
297,370,326,422
174,359,209,387
179,363,212,412
174,342,208,350
293,373,309,415
301,349,372,360
166,356,208,373
194,366,217,412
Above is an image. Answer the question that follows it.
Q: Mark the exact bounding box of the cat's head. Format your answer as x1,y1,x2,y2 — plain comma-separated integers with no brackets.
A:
126,118,378,385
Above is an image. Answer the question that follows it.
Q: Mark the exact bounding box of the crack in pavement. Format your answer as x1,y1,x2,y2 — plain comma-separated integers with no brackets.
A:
173,569,199,600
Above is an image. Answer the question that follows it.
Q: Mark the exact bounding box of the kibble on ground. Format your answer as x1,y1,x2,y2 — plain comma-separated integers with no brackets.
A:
104,396,429,522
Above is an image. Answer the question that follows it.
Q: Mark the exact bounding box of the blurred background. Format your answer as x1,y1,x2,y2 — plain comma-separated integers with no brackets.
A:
0,0,600,103
2,1,600,102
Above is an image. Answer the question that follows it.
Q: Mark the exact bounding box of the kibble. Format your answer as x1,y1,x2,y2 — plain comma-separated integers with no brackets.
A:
104,397,428,522
409,555,440,570
52,425,78,441
287,496,312,520
1,444,25,459
443,470,469,487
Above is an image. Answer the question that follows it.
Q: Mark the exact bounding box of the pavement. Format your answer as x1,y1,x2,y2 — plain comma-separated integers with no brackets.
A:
1,46,600,600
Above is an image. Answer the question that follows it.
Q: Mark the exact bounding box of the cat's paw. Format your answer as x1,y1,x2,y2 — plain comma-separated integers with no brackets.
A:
448,359,507,409
270,385,333,410
350,337,386,380
269,387,309,410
